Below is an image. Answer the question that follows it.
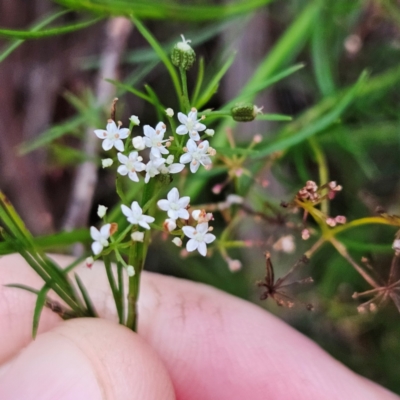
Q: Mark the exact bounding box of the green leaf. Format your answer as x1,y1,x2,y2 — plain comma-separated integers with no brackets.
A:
74,274,98,317
253,71,368,158
0,10,69,63
54,0,273,21
195,51,236,109
105,79,152,103
192,57,205,106
0,17,101,39
214,147,259,156
130,16,182,108
256,113,292,121
32,285,51,338
18,114,86,155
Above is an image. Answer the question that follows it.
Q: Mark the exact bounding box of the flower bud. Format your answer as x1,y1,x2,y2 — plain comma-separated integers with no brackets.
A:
165,108,174,117
172,237,182,247
102,158,113,168
97,205,108,218
171,35,196,70
164,218,177,232
205,129,215,137
131,231,144,242
129,115,140,126
85,256,94,268
127,265,135,277
132,136,145,151
231,103,263,122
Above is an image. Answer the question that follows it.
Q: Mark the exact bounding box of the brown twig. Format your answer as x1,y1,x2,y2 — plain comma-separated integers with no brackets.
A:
62,18,132,241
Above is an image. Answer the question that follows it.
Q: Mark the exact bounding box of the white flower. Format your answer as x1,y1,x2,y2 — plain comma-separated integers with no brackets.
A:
130,115,140,126
90,224,111,255
94,120,130,152
176,108,206,141
172,237,182,247
121,201,155,230
97,205,108,218
143,122,169,158
165,108,174,117
131,231,144,242
102,158,113,168
132,136,146,151
205,129,214,137
182,222,216,256
117,152,145,182
157,187,190,220
164,218,177,232
127,265,135,277
144,156,165,183
180,139,212,173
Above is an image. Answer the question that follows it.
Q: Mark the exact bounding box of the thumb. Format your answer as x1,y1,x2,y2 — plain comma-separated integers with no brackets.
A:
0,318,175,400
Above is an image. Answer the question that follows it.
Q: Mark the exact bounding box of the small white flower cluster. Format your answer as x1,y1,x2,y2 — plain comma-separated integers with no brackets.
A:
98,109,215,183
90,110,217,261
157,187,216,257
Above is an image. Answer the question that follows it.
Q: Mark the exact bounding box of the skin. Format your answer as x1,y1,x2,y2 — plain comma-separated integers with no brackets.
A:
0,254,398,400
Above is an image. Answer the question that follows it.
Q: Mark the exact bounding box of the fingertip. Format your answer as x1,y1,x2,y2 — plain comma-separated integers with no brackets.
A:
0,318,175,400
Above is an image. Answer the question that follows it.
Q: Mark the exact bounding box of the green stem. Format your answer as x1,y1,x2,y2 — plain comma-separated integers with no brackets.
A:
104,255,124,324
179,67,190,113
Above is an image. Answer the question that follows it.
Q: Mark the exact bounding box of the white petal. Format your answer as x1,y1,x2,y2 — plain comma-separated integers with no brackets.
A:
92,241,103,255
190,161,200,173
118,128,130,139
128,151,139,161
138,221,151,230
117,165,128,176
204,233,216,244
186,139,197,152
94,129,107,139
197,242,207,256
168,187,179,202
186,238,198,252
121,204,132,218
114,139,125,152
143,125,155,138
188,110,197,120
100,224,111,237
157,199,170,211
131,201,142,215
182,225,195,238
176,125,188,135
189,131,200,141
90,226,101,241
168,163,185,173
177,112,188,125
117,153,128,164
197,223,209,234
106,120,118,132
167,209,179,220
177,209,189,220
155,121,166,133
135,162,146,172
180,153,192,164
128,171,139,182
151,147,161,158
195,123,206,132
102,139,114,151
178,196,190,208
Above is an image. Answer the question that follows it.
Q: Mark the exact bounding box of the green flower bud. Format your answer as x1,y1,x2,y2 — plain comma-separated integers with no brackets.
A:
171,35,196,70
231,103,264,122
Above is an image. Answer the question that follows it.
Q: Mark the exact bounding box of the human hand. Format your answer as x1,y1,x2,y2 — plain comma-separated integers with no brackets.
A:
0,254,398,400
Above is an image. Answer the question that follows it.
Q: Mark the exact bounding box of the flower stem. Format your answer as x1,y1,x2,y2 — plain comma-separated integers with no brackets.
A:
179,67,190,113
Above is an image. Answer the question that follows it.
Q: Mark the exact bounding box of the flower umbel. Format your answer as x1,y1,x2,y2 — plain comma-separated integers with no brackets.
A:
90,224,111,255
94,120,130,152
121,201,155,230
182,222,216,256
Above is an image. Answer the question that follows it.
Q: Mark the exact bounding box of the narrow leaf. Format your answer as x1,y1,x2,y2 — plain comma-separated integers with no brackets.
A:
32,285,51,338
74,274,98,317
